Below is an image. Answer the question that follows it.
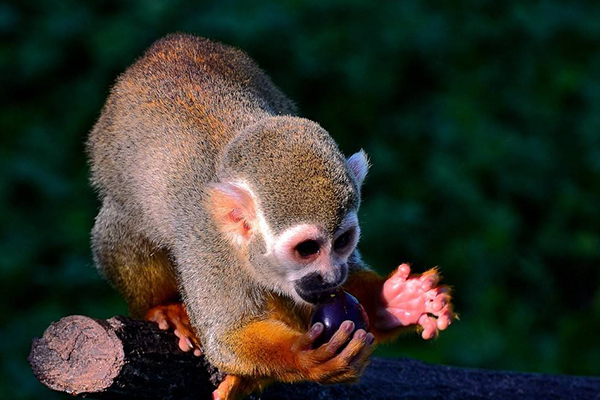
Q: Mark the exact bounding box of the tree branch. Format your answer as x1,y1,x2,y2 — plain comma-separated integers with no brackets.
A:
29,315,600,400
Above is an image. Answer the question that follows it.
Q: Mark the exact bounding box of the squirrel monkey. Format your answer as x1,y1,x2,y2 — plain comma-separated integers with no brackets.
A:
87,34,454,399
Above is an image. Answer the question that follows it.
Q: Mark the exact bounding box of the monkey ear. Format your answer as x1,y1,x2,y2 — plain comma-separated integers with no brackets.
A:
208,181,257,247
347,150,370,187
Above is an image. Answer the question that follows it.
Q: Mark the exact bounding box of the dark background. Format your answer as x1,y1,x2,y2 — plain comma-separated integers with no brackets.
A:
2,0,599,398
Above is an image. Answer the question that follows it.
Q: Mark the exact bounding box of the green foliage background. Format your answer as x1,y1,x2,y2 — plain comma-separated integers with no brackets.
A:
2,0,600,398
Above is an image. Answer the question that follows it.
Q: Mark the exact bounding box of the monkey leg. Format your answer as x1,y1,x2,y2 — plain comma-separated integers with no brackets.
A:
91,199,202,355
91,199,180,316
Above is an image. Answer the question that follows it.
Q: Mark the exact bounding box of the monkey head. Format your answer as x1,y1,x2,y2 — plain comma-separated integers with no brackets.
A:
208,116,369,304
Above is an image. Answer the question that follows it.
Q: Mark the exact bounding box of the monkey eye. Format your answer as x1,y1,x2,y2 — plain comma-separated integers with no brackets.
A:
296,240,320,258
334,231,351,250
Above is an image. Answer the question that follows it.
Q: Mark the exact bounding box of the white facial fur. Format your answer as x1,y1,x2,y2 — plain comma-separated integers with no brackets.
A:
214,178,362,304
266,212,361,304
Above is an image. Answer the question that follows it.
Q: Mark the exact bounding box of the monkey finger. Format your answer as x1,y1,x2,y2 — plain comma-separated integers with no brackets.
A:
345,335,375,379
419,269,440,291
431,292,453,315
317,320,355,358
212,375,245,400
147,310,170,330
312,321,354,361
419,314,438,340
395,264,412,280
437,285,452,295
158,320,170,330
180,336,194,352
350,335,375,369
384,264,411,290
427,292,450,313
172,321,202,350
174,329,195,352
317,331,373,383
436,305,455,330
437,313,450,331
174,328,197,350
336,330,372,362
292,323,323,352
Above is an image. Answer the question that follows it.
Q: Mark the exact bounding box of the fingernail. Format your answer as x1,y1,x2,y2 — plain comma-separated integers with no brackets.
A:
311,323,323,334
343,321,355,332
355,330,366,340
366,333,375,345
186,337,194,349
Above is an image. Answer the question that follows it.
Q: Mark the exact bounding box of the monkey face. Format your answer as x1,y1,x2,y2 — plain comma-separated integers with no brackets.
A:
266,212,360,304
208,119,370,303
210,176,362,304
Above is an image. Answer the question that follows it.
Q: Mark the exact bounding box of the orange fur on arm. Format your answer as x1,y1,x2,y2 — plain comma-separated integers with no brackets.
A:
224,319,313,382
343,268,414,342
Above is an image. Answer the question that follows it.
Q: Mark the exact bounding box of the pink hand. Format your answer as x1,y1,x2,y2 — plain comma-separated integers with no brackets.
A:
376,264,454,340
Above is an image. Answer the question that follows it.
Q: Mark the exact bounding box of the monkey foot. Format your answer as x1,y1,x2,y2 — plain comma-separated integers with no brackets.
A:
145,303,203,356
212,375,264,400
377,264,455,339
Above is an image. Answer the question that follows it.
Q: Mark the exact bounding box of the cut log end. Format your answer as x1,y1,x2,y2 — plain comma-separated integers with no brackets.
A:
29,315,124,395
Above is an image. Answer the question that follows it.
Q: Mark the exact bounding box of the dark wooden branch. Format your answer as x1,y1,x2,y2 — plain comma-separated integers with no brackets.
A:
29,316,600,400
28,315,223,399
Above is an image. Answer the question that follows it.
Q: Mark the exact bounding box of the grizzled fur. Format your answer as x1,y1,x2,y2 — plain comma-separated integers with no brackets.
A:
87,34,364,370
219,117,360,234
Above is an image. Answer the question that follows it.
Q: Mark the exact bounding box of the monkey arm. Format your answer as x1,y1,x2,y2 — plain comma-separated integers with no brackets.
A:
343,255,455,342
209,317,375,399
342,269,409,342
220,317,374,384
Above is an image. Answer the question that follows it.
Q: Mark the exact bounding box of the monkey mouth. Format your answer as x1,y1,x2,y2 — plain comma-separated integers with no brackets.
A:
293,268,348,304
295,287,338,304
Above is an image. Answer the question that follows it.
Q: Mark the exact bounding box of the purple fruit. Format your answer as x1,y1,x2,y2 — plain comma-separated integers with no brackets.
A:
309,290,369,348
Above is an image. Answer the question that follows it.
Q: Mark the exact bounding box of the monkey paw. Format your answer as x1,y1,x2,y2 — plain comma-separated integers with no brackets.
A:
376,264,455,339
212,375,264,400
145,303,203,356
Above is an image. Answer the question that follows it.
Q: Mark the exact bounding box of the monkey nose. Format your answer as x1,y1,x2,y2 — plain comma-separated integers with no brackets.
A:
294,272,344,304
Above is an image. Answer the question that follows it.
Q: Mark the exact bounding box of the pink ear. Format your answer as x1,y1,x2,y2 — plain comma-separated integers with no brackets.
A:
208,181,256,246
347,150,370,187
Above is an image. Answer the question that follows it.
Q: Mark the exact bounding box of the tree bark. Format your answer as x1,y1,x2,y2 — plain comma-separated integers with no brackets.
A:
29,315,600,400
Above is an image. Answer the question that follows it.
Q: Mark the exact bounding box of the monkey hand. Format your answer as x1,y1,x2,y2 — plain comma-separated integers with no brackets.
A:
292,320,376,384
375,264,454,339
145,303,203,356
212,320,376,400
